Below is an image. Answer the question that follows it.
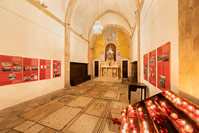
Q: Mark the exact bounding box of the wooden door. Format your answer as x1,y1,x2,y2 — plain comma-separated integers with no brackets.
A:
94,61,99,77
122,61,128,78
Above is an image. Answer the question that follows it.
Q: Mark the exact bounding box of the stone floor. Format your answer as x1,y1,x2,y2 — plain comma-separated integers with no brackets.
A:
0,81,141,133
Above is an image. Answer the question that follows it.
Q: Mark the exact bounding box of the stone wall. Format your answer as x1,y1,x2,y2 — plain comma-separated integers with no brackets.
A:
179,0,199,104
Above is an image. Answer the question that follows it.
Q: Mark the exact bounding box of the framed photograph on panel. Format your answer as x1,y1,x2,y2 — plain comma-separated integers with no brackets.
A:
157,42,170,91
149,50,156,86
143,54,148,81
0,55,22,86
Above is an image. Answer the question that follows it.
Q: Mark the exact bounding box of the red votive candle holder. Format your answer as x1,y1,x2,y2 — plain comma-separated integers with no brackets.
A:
123,108,127,114
176,100,182,107
177,119,186,128
182,102,188,109
121,129,127,133
122,117,127,123
184,125,193,133
129,110,135,117
171,95,175,100
138,107,142,112
132,129,137,133
143,129,149,133
130,119,136,129
188,105,195,113
122,113,126,119
161,102,167,108
195,109,199,116
143,121,148,129
170,113,178,120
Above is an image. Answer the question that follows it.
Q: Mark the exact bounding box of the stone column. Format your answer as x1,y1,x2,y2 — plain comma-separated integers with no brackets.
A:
136,10,141,82
179,0,199,104
64,25,70,87
88,44,94,79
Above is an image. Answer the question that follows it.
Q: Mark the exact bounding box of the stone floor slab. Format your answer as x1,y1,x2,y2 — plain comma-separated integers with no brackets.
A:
24,124,44,133
40,128,58,133
39,106,81,130
14,121,35,132
103,91,118,100
110,101,128,110
21,100,65,122
62,114,101,133
67,96,93,108
0,129,10,133
7,130,20,133
84,100,109,117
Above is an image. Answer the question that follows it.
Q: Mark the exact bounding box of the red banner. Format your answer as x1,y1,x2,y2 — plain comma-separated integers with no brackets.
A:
40,59,51,80
149,50,156,86
157,42,170,91
23,58,38,82
0,55,22,86
53,60,61,78
143,54,148,81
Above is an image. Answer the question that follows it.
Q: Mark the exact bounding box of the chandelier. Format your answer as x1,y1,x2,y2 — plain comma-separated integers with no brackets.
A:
93,0,103,35
93,20,103,35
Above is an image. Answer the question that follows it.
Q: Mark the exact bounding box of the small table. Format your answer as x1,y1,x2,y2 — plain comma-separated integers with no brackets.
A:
128,82,147,104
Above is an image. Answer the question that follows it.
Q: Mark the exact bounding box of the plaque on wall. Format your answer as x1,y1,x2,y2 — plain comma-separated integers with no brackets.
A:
149,50,156,86
143,54,148,81
40,59,51,80
53,60,61,78
0,55,22,86
157,42,170,91
23,58,38,82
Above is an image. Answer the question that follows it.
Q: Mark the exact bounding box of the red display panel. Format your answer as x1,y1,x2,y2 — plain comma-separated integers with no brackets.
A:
40,59,51,80
157,42,170,91
149,50,156,86
53,60,61,78
23,58,38,82
0,55,22,86
143,54,148,81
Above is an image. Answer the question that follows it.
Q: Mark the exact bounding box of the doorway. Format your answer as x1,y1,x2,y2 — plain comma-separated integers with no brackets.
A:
94,61,99,77
122,60,128,78
131,61,137,82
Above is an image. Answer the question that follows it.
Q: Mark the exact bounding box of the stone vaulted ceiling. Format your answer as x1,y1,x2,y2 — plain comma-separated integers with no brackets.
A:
69,0,137,38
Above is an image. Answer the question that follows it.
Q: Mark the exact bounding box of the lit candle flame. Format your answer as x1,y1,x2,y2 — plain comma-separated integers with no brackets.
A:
138,107,142,112
143,121,147,129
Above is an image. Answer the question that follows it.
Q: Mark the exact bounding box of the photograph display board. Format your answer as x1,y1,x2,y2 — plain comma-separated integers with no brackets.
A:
40,59,51,80
143,54,148,81
23,58,38,82
0,55,22,86
149,50,156,86
157,42,170,91
53,60,61,78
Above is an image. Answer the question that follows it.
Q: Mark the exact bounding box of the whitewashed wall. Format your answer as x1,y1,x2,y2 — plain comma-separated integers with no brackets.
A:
70,32,88,63
132,26,138,62
140,0,179,96
0,0,66,110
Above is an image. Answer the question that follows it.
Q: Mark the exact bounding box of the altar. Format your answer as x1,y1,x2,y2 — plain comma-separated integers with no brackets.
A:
100,46,119,79
101,62,119,79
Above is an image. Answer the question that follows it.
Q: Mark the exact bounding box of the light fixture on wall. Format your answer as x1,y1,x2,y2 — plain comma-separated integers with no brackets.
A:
93,0,103,35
